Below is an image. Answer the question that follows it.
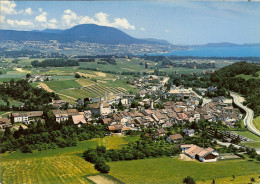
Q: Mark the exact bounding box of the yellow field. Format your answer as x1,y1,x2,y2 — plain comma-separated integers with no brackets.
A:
76,78,95,87
0,136,137,184
202,174,260,184
1,154,98,184
95,135,131,149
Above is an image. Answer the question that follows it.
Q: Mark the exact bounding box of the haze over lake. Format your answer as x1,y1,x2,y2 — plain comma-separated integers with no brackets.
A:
149,46,260,57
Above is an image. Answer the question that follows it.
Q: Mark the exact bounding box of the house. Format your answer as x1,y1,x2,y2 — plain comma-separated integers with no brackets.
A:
155,128,165,137
108,124,123,133
55,113,69,123
183,144,218,162
88,101,112,115
84,110,92,119
182,129,195,137
166,134,183,143
0,117,12,129
9,111,43,123
50,100,66,108
72,115,87,126
102,118,113,125
52,109,78,123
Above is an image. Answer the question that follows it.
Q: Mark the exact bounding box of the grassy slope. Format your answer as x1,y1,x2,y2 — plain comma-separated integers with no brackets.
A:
253,116,260,132
233,131,260,142
108,157,260,184
0,136,138,184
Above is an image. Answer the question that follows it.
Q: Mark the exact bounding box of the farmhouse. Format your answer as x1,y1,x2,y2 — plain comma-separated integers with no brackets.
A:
181,144,218,162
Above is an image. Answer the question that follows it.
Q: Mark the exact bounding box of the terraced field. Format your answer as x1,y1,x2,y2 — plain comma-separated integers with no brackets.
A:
82,84,127,97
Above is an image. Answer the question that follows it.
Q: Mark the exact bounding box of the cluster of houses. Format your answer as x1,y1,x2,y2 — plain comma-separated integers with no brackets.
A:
201,101,242,127
28,75,51,83
129,75,169,92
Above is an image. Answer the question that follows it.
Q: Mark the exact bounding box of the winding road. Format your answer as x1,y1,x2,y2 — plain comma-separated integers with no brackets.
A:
230,92,260,136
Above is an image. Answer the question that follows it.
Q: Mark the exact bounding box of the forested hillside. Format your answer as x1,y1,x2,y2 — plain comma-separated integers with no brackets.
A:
210,62,260,116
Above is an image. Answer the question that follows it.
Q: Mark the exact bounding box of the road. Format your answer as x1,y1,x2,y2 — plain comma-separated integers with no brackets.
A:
230,92,260,137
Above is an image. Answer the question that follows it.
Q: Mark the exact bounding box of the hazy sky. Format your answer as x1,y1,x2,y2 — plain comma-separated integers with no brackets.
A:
1,0,260,45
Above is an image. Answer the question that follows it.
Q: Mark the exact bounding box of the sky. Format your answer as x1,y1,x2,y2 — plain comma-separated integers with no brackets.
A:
1,0,260,45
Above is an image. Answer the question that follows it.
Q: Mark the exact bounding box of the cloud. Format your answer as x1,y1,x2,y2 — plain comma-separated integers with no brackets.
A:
62,9,79,27
62,9,135,30
35,12,47,23
112,18,135,30
7,19,33,26
39,8,43,13
164,29,170,32
25,8,33,15
0,15,5,23
47,18,58,29
140,27,146,31
1,0,17,15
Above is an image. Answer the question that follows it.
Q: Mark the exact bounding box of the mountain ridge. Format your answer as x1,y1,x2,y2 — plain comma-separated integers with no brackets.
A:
0,24,171,45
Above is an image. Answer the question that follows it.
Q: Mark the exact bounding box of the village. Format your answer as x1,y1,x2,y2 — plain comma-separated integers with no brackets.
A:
0,74,243,163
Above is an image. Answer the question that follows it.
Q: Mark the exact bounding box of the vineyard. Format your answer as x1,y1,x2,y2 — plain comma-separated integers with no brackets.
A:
82,84,127,97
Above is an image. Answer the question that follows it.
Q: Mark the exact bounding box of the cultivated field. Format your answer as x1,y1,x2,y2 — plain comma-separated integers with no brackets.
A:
108,157,260,184
0,136,137,184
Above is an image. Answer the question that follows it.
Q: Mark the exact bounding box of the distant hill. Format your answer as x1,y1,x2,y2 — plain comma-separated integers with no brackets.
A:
0,24,171,45
142,38,171,45
191,42,260,47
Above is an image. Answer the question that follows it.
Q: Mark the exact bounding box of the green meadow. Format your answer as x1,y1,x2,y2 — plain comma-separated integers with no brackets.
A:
108,157,260,184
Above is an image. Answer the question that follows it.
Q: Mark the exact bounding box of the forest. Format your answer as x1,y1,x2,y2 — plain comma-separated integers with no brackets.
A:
210,62,260,116
31,59,79,67
0,114,107,153
0,79,59,111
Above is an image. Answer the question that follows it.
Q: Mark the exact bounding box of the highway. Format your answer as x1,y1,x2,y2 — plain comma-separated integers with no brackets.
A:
230,92,260,137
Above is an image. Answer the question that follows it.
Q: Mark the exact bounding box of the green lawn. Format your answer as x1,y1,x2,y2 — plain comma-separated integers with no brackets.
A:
253,116,260,132
233,131,260,141
1,136,138,184
45,80,82,91
108,157,260,184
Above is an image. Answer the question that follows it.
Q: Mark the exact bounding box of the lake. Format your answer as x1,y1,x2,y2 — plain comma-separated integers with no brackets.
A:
148,46,260,57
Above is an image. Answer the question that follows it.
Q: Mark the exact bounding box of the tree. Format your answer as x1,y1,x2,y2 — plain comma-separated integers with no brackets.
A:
75,73,81,78
20,145,32,153
26,73,31,78
145,62,148,69
212,179,215,184
251,177,255,182
232,174,235,181
183,176,196,184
